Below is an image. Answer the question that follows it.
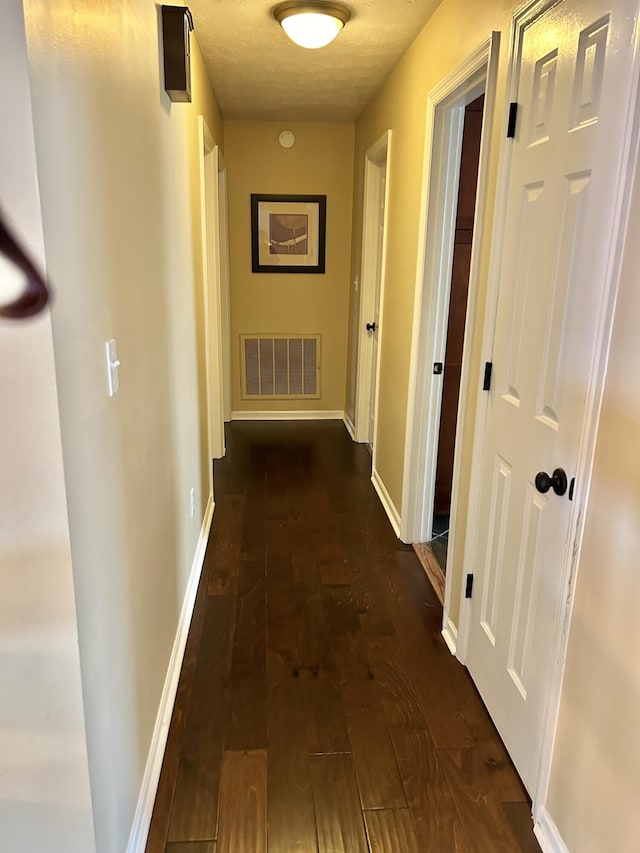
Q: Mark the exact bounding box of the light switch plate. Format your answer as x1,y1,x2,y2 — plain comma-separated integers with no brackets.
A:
105,339,120,397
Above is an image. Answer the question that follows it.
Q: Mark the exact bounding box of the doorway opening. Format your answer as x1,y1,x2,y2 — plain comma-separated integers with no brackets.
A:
199,116,231,501
217,161,232,426
353,130,391,458
430,93,485,576
400,35,499,634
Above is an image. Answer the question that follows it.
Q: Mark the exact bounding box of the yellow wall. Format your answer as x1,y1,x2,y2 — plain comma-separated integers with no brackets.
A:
224,120,354,414
22,1,222,849
348,0,511,626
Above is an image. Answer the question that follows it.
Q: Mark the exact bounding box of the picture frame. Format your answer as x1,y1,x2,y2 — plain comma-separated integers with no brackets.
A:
251,194,326,274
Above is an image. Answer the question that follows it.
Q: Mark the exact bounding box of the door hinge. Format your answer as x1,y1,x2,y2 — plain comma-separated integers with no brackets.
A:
465,573,474,599
483,361,493,391
507,102,518,138
433,362,443,375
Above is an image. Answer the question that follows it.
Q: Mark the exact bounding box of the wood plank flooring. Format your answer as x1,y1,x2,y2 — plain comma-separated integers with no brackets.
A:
146,421,538,853
412,542,445,605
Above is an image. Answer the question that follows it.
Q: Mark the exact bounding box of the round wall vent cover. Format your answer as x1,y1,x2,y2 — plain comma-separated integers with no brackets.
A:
278,130,296,149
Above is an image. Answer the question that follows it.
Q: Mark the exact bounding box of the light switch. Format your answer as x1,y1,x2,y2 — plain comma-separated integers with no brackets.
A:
105,339,121,397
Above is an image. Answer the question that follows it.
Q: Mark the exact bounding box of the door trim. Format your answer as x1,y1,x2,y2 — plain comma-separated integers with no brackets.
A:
217,154,232,424
354,130,392,449
198,116,226,500
399,35,500,586
457,0,640,821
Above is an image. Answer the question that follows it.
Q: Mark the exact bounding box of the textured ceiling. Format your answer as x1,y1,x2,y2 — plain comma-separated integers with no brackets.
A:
188,0,442,121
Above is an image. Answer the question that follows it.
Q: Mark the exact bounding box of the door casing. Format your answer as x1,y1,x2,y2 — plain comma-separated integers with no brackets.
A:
400,36,500,651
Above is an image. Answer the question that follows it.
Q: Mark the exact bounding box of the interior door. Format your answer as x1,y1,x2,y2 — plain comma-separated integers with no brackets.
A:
367,170,386,445
466,0,638,794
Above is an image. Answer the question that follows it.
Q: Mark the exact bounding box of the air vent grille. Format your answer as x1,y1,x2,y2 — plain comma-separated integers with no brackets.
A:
241,334,321,399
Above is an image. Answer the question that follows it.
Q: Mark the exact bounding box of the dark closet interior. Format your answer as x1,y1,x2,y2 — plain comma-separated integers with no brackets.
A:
431,93,485,572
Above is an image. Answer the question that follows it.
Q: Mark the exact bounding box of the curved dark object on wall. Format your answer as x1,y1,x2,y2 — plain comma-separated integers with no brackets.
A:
0,208,50,320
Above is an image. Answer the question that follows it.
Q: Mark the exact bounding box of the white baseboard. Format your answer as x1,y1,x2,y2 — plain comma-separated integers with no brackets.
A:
441,614,458,655
343,411,356,440
534,808,569,853
126,495,215,853
231,410,344,421
371,468,401,538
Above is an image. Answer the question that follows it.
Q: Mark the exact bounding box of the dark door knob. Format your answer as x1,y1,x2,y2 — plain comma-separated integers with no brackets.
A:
535,468,568,496
366,322,376,332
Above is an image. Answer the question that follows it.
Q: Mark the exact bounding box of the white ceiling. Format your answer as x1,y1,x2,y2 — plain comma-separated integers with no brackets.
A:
188,0,442,122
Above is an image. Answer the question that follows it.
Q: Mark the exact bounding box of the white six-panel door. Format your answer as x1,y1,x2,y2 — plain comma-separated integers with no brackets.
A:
466,0,639,794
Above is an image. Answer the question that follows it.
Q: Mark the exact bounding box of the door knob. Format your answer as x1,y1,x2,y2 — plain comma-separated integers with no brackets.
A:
534,468,568,496
366,322,376,332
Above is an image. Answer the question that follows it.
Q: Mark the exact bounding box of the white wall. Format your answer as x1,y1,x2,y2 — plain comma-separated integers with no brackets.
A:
0,2,95,851
21,1,223,850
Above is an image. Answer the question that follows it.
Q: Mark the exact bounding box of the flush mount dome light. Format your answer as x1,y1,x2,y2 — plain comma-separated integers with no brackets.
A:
273,1,351,49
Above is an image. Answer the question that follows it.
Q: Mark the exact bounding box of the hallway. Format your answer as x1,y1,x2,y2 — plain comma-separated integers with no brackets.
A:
147,422,538,852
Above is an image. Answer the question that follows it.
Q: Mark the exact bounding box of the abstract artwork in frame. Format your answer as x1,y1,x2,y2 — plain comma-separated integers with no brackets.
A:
251,194,326,273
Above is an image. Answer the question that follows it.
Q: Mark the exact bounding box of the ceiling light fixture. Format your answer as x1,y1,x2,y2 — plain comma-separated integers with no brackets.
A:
273,1,351,49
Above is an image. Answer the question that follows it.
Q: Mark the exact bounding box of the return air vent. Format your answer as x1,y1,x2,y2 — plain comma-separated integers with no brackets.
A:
241,334,321,400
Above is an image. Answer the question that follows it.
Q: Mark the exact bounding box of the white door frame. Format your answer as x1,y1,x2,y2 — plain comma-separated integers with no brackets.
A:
198,116,226,501
353,130,392,448
455,0,640,829
217,157,232,423
399,35,499,599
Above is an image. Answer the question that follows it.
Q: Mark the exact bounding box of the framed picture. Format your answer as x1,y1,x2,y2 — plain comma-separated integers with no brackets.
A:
251,194,326,274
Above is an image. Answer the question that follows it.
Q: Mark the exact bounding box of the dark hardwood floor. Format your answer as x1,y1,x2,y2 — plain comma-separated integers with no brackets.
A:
147,421,539,853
